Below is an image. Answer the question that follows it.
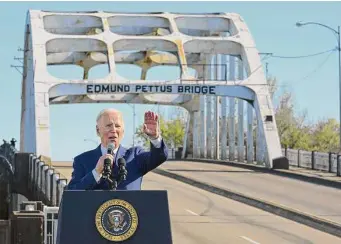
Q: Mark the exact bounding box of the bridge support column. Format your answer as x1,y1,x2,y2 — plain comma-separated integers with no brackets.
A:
219,54,228,160
237,100,244,162
221,97,228,159
253,92,285,169
200,96,207,158
205,55,213,159
193,110,201,158
229,97,235,161
35,93,51,160
256,118,264,164
20,38,36,155
237,59,244,162
215,96,220,160
207,96,213,159
213,54,220,160
22,85,51,160
228,55,236,161
247,103,254,163
182,111,191,159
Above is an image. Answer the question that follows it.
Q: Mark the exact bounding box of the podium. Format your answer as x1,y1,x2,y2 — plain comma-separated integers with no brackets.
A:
57,190,173,243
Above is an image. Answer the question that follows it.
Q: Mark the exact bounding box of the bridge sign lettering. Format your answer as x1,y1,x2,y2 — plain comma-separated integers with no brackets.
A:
86,84,216,95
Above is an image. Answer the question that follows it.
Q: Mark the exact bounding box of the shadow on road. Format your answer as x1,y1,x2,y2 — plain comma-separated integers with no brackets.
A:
167,169,261,173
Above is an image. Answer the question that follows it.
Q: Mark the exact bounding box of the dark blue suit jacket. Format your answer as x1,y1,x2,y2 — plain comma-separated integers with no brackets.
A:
66,139,168,190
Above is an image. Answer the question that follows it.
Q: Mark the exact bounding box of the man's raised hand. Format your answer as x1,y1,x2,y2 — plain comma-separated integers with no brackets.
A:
143,111,159,139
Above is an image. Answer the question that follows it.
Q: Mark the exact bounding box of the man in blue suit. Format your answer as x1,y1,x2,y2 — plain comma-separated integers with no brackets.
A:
66,108,168,191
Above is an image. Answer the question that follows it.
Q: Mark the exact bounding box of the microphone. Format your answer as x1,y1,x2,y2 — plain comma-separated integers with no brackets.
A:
102,143,114,179
117,158,127,185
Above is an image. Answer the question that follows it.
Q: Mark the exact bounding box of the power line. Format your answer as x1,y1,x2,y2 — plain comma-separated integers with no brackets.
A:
280,49,335,86
236,47,336,88
266,48,336,59
255,48,337,88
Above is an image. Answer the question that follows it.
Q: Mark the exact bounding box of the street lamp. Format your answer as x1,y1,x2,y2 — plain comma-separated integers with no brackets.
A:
296,21,341,148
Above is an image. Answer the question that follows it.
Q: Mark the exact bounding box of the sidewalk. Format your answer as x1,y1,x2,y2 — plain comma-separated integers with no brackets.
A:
175,158,341,188
281,166,341,183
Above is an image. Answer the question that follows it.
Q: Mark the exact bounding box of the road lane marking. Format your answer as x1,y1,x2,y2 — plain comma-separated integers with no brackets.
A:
240,236,260,244
185,209,199,216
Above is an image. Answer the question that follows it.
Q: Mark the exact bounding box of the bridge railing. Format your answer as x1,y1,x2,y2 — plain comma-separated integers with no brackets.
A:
28,154,68,206
184,145,341,176
282,148,341,175
0,139,68,208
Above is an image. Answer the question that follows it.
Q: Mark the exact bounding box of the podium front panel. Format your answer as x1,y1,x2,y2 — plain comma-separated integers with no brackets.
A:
58,190,172,244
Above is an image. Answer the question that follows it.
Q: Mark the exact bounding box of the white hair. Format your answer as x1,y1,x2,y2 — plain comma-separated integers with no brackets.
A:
96,108,123,124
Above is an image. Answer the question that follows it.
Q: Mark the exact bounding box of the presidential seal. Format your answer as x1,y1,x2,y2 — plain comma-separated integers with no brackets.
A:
95,199,138,242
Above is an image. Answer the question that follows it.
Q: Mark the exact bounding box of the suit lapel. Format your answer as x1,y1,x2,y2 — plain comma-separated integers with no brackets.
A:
94,144,102,159
115,145,127,162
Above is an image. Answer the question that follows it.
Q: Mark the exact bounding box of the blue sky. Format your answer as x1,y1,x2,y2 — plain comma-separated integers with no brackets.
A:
1,1,340,161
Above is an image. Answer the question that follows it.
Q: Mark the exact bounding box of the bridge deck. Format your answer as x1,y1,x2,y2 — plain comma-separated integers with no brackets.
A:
52,161,341,243
158,161,341,224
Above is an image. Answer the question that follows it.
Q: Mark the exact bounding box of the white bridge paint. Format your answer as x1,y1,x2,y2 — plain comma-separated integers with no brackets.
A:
20,10,282,168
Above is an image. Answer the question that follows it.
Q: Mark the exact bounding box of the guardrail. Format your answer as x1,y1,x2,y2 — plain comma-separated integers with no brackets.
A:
0,139,68,208
0,139,67,244
28,154,68,206
282,148,341,175
185,145,341,176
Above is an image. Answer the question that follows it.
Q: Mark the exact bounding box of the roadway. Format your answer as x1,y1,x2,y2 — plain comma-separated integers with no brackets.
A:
158,161,341,224
54,162,341,243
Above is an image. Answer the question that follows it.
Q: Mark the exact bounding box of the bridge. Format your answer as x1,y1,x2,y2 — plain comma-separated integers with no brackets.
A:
1,10,341,244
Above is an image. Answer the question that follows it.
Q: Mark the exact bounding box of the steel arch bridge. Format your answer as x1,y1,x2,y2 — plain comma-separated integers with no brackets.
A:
19,10,288,169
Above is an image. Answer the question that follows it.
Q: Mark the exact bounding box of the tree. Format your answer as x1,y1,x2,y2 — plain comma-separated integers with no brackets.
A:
310,118,339,152
165,118,185,148
268,76,340,152
269,78,313,150
275,92,309,148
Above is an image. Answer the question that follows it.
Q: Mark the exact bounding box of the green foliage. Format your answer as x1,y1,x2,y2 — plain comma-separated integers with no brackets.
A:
274,92,311,149
310,119,339,152
270,78,340,153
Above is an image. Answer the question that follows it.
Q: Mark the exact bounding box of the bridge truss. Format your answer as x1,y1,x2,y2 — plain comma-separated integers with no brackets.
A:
20,10,288,169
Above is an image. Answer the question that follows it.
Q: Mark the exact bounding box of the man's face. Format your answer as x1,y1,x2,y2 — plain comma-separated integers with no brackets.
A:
97,111,124,148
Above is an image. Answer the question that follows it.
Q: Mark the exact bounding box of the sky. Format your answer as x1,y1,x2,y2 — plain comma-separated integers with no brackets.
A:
0,1,341,161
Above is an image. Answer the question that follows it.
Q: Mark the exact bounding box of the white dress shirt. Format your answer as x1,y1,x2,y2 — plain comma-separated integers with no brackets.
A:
92,135,162,182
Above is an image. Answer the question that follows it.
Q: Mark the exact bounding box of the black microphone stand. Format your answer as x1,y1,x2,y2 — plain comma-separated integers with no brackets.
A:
116,159,127,187
106,176,117,190
102,157,127,190
102,157,117,190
